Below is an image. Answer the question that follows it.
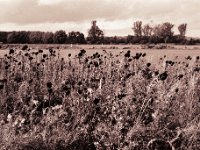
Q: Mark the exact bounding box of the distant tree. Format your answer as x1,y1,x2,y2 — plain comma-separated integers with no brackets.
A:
152,22,174,45
127,35,133,44
152,24,162,37
68,31,78,44
68,31,85,44
161,22,174,45
7,31,28,43
142,24,153,37
132,21,142,37
161,22,174,37
178,23,187,37
77,32,86,44
113,36,118,44
18,31,29,43
7,31,18,43
53,30,67,44
87,20,104,44
29,31,43,44
0,32,8,43
43,32,54,44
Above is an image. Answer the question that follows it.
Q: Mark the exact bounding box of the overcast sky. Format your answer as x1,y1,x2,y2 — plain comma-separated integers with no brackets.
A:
0,0,199,37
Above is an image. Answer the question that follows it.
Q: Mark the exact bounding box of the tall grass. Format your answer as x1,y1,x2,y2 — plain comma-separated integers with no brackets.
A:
0,46,199,150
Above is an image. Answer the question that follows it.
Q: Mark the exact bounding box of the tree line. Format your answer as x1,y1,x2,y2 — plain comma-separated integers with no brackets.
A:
0,20,200,45
0,30,86,44
129,21,188,45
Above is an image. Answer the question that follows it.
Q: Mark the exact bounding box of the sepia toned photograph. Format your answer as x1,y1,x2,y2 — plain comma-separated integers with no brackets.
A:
0,0,200,149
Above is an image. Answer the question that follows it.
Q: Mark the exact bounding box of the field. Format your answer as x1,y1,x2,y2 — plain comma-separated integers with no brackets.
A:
0,44,200,150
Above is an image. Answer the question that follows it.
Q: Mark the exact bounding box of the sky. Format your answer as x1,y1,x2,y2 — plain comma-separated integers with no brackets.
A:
0,0,199,37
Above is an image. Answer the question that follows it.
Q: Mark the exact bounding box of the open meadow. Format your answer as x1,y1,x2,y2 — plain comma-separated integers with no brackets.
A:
0,44,200,150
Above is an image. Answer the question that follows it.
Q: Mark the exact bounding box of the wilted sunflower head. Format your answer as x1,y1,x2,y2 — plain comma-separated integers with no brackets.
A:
22,45,28,50
39,49,43,53
9,49,15,55
5,65,10,70
175,88,179,93
41,59,45,63
78,52,83,57
142,53,146,57
124,51,131,58
29,56,34,61
178,74,183,80
14,76,23,83
80,49,86,54
93,98,100,105
47,82,52,88
0,80,4,90
24,53,29,57
159,71,168,81
43,54,47,59
154,71,159,76
146,63,151,67
49,48,53,54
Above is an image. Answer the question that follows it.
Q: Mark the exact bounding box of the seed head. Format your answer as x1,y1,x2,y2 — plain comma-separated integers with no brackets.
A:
147,63,151,67
47,82,52,88
159,71,168,81
9,49,14,54
39,49,43,53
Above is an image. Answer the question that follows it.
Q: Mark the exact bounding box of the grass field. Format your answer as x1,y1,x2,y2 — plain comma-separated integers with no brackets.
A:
0,44,200,150
1,44,200,61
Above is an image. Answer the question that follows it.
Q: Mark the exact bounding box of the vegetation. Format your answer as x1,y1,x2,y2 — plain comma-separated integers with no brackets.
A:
0,21,200,45
87,20,104,44
0,46,199,149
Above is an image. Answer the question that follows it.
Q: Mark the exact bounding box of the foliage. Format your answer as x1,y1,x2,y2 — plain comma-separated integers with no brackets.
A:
29,31,44,44
7,31,29,44
43,32,54,44
87,20,104,44
53,30,67,44
68,31,86,44
178,23,187,37
0,32,8,43
0,47,200,149
0,21,199,45
142,24,153,37
132,21,143,37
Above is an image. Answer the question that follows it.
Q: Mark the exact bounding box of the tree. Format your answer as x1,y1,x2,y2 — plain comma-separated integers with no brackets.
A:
29,31,43,44
7,31,29,44
68,31,78,44
152,22,174,44
152,24,162,37
142,24,153,37
161,22,174,37
53,30,67,44
87,20,104,44
161,22,174,45
18,31,29,43
7,31,18,43
77,32,86,44
178,23,187,37
0,32,9,43
43,32,54,44
68,31,85,44
132,21,142,37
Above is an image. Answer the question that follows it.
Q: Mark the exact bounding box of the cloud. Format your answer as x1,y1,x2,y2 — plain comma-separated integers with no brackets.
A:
0,0,198,24
38,0,64,5
0,0,127,24
0,0,199,36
